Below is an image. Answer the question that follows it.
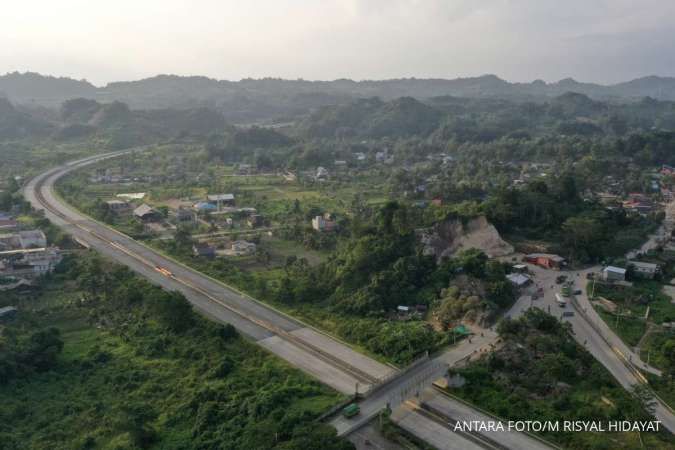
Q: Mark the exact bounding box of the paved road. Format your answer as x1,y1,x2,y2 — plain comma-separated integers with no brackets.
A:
24,151,395,395
512,261,675,434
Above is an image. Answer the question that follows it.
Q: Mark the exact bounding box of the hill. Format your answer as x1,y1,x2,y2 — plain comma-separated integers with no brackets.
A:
4,72,675,124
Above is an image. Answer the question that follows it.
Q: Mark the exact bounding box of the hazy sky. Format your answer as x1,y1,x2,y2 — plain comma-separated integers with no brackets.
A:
2,0,674,85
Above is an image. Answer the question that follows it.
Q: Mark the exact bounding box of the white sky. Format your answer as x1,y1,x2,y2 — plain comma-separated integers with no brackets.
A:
1,0,674,85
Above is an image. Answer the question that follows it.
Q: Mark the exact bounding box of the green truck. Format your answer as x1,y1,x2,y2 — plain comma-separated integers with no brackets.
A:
561,285,571,297
342,403,360,418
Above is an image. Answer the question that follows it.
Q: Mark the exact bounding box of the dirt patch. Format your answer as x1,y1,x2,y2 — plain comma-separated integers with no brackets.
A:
418,215,513,261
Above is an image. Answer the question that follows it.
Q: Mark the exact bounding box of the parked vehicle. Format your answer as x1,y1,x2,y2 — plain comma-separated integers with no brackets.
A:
555,275,567,284
563,311,575,317
573,289,582,295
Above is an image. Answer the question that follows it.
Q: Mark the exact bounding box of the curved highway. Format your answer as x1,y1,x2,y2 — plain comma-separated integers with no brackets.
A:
24,149,395,395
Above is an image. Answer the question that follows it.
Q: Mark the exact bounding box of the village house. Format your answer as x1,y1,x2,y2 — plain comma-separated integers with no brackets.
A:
247,214,263,228
173,207,196,226
0,213,17,232
628,260,660,279
506,273,532,288
207,194,235,209
524,253,566,270
192,242,215,258
315,166,329,181
231,240,256,256
602,266,626,282
312,213,337,232
133,204,162,223
105,199,132,215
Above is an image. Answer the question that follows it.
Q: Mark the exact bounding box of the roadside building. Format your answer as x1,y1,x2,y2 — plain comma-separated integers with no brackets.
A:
207,194,235,210
192,242,215,258
231,240,256,256
0,247,62,279
174,207,196,225
524,253,566,270
512,264,528,273
105,199,131,215
628,261,660,279
18,230,47,249
602,266,627,282
506,273,532,288
133,204,162,223
0,213,17,231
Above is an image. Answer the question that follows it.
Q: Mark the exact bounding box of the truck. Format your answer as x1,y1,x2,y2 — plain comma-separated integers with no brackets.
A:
555,293,566,307
561,285,571,297
342,403,360,418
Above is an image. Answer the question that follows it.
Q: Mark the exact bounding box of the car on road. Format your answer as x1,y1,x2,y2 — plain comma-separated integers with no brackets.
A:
555,293,566,307
556,275,567,284
342,403,360,418
562,311,575,317
573,289,582,295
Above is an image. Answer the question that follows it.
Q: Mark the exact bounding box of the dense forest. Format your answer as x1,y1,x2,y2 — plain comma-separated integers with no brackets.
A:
0,255,352,450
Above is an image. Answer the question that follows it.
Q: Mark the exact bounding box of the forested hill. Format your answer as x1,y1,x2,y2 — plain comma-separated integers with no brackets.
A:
3,72,675,123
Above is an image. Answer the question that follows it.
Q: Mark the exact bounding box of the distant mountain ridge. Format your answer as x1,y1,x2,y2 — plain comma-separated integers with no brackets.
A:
2,71,675,123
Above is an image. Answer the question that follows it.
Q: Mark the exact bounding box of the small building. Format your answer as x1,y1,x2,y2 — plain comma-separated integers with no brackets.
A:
602,266,626,282
18,230,47,249
0,306,17,321
512,264,528,273
247,214,263,228
628,261,660,279
133,204,162,223
207,194,235,209
524,253,566,270
194,201,217,213
312,214,337,232
316,167,329,180
237,164,253,175
506,273,532,288
192,242,215,258
174,207,195,225
0,213,17,231
105,200,131,215
231,240,256,256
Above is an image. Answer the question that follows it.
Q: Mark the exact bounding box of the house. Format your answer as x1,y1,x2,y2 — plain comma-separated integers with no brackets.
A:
105,200,131,215
316,167,329,180
237,164,253,175
0,247,62,279
247,214,263,228
334,160,347,169
431,198,443,207
602,266,626,282
506,273,532,288
0,213,17,231
312,214,337,232
524,253,566,270
628,261,659,279
661,164,675,176
207,194,235,209
18,230,47,249
0,306,17,321
194,201,217,213
133,204,162,222
512,264,528,273
231,240,256,256
174,207,195,225
192,242,215,258
354,152,366,162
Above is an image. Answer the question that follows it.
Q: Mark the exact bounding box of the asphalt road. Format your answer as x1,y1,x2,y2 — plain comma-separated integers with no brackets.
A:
510,260,675,434
24,150,395,395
